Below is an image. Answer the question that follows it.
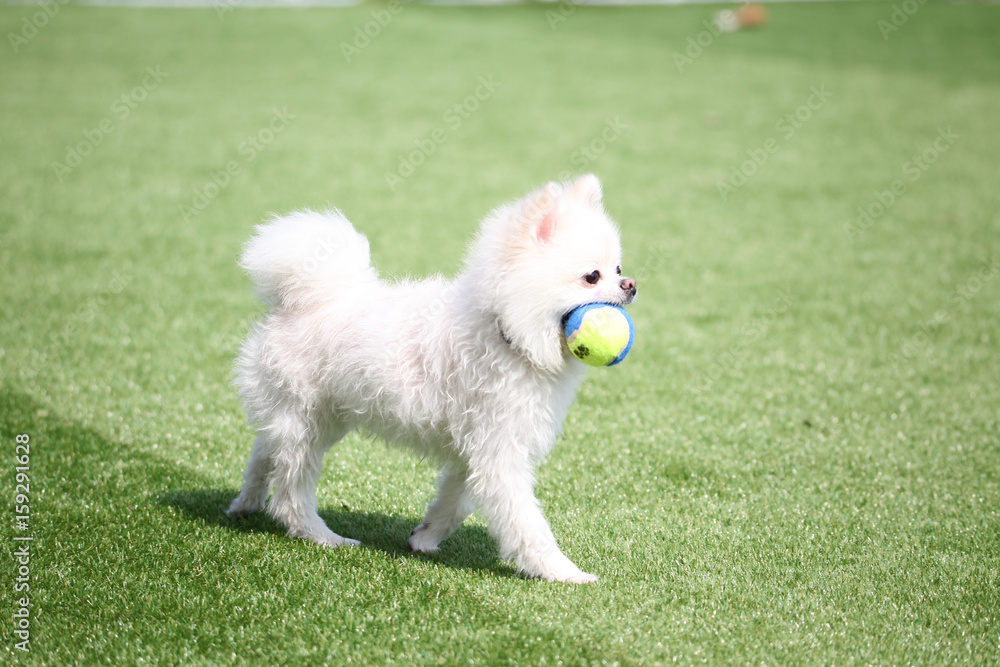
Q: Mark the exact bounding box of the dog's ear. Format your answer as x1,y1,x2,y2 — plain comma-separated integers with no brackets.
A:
529,176,602,243
570,173,603,208
519,182,561,245
535,201,561,245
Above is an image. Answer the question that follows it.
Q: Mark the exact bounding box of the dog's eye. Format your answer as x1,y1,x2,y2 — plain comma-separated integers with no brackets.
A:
584,270,601,285
616,266,622,275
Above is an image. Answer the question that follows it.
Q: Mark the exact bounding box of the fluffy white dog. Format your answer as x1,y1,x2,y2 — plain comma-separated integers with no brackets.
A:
227,174,636,583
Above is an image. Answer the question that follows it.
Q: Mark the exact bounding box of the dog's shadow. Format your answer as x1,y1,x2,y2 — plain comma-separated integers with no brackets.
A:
0,388,511,578
161,489,515,578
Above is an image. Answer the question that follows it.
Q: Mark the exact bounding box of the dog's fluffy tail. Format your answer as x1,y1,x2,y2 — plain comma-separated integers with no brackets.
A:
240,209,378,309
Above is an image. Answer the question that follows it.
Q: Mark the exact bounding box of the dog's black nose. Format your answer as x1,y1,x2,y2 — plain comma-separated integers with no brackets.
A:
621,277,637,296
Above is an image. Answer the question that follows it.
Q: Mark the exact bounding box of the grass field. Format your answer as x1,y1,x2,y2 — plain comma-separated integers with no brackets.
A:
2,2,999,664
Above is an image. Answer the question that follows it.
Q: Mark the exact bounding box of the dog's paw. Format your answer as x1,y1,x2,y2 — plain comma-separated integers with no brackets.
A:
334,536,362,548
557,571,599,584
289,527,360,548
407,522,441,554
226,496,264,518
532,566,599,584
526,553,599,584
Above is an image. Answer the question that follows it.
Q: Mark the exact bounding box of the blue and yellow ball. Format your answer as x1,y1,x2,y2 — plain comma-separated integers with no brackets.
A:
563,303,635,367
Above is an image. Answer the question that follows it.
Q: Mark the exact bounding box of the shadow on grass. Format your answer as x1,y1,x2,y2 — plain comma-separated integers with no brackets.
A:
162,487,514,578
0,386,513,580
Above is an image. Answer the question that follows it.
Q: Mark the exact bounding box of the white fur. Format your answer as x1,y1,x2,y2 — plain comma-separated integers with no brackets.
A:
227,174,636,583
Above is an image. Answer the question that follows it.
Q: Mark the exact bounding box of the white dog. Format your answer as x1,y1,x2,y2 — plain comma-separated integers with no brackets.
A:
227,174,636,583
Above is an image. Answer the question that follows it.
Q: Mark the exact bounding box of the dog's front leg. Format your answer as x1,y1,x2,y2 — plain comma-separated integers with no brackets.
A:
466,453,597,584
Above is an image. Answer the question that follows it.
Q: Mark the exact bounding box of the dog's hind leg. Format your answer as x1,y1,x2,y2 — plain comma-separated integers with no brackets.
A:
265,417,360,547
409,464,473,553
227,433,274,517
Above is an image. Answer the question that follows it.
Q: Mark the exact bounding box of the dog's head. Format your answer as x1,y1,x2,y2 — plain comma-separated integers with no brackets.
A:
468,174,636,372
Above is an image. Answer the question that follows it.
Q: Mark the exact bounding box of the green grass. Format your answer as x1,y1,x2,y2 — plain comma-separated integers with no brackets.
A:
2,2,999,664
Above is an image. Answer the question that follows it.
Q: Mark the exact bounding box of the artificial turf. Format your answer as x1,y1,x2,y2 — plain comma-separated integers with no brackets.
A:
1,2,999,664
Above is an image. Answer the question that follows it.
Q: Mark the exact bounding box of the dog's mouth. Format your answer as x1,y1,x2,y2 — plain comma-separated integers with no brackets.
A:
560,299,633,329
616,292,636,306
586,281,637,309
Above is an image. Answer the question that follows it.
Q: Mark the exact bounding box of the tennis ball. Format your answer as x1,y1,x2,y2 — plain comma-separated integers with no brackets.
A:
563,303,635,367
